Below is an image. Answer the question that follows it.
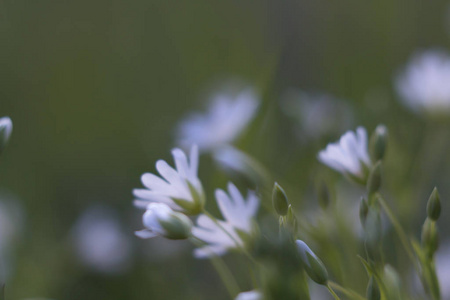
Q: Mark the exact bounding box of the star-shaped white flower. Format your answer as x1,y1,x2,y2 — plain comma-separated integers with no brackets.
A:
133,145,204,215
192,182,259,258
396,50,450,115
176,89,259,152
318,127,371,183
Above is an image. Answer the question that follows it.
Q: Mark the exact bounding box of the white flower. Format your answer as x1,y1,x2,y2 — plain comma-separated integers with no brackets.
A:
71,206,132,274
0,116,12,153
395,50,450,114
281,90,353,141
192,182,259,258
318,127,371,183
235,290,262,300
176,89,259,152
135,203,193,240
133,145,204,215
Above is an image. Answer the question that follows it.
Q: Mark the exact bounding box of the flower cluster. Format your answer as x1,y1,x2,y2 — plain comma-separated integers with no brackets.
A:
133,144,260,258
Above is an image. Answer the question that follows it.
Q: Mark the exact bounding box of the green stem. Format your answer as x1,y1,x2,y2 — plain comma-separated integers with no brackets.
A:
328,281,365,300
326,284,342,300
377,195,421,275
190,238,240,299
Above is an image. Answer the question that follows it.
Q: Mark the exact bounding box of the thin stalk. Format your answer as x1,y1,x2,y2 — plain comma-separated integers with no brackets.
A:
328,281,365,300
190,238,240,299
326,284,342,300
376,195,420,274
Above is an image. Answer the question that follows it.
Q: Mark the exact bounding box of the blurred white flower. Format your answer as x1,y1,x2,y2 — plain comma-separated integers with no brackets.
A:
192,182,259,258
0,117,13,153
71,206,132,274
281,90,353,141
133,145,204,215
135,203,192,240
213,146,269,185
176,89,259,152
396,50,450,115
235,290,262,300
318,127,371,183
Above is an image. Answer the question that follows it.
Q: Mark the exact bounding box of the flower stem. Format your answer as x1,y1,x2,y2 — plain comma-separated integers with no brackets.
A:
326,284,342,300
376,195,420,274
190,238,240,299
328,281,365,300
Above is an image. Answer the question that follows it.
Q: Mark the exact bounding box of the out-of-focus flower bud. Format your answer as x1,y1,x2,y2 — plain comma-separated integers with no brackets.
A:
366,276,381,300
317,181,330,210
367,162,382,195
295,240,328,285
0,117,12,154
272,182,289,216
370,125,388,162
426,187,441,221
421,218,439,257
136,203,193,240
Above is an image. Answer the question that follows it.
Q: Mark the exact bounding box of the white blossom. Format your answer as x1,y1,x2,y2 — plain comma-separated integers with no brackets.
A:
192,182,259,258
0,117,12,153
135,203,193,240
395,50,450,114
281,90,353,141
177,89,259,152
235,290,262,300
133,145,204,215
71,206,132,274
318,127,371,183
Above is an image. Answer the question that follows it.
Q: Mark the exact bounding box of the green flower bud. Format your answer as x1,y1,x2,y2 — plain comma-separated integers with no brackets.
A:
426,187,441,221
359,197,369,227
366,276,381,300
317,181,330,210
366,162,382,195
370,124,388,162
272,182,289,216
0,117,12,154
296,240,328,285
421,219,439,257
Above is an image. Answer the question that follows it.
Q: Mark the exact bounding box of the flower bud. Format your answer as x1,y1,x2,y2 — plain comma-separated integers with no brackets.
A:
0,117,12,154
370,125,388,162
136,203,193,240
366,276,381,300
426,187,441,221
367,162,382,195
295,240,328,285
421,218,439,257
272,182,289,216
317,181,330,210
